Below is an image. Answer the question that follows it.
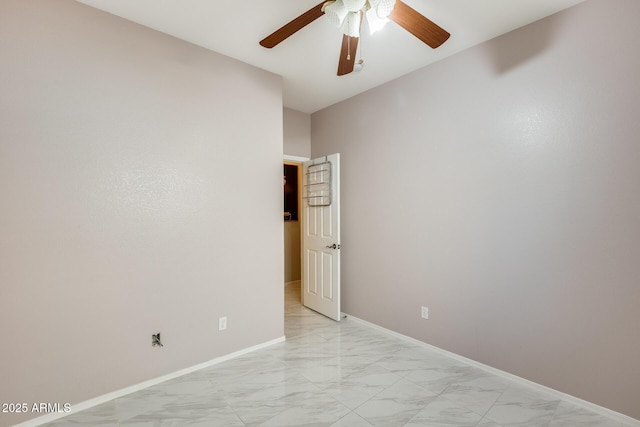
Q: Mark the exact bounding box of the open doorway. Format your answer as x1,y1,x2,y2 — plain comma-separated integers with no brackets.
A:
283,154,342,320
283,161,302,302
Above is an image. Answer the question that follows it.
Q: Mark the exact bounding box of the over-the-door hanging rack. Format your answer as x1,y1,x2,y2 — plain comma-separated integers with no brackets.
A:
304,160,331,207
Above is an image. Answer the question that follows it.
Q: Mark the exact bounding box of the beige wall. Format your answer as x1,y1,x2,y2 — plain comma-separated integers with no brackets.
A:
0,1,284,426
283,108,311,159
311,0,640,420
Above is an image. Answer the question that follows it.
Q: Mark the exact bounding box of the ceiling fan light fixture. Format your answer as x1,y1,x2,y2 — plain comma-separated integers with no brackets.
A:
366,7,389,34
322,1,349,28
340,11,362,37
369,0,396,18
343,0,367,11
324,0,396,37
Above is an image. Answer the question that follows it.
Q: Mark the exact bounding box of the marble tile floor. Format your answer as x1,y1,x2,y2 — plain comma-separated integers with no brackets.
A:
44,283,632,427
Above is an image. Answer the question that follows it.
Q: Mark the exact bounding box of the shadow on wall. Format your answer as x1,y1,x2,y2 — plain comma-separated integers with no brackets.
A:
486,12,565,74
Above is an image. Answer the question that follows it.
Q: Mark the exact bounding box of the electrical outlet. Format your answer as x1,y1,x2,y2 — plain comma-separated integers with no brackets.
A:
421,306,429,320
218,316,227,331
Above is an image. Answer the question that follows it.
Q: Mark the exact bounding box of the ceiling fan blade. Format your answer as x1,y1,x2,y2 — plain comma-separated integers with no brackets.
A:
389,0,450,49
259,2,326,48
337,34,359,76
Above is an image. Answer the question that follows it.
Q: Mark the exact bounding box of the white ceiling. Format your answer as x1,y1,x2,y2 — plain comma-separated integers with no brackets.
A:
76,0,586,113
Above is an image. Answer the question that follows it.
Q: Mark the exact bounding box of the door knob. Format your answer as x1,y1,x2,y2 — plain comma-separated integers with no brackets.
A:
326,243,337,249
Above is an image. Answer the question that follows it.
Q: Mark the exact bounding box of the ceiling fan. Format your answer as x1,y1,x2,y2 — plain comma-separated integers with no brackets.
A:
260,0,450,76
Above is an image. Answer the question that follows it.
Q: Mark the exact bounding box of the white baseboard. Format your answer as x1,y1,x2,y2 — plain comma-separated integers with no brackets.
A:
343,313,640,427
13,336,286,427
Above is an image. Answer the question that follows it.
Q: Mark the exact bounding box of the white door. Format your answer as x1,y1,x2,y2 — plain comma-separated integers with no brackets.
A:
302,153,341,321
